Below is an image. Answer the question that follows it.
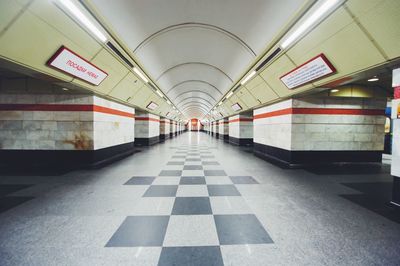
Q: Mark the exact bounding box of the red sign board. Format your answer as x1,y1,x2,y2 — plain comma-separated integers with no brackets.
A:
280,54,336,89
47,46,108,86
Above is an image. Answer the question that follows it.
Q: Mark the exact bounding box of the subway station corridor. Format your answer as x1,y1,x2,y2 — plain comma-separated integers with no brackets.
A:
0,132,399,265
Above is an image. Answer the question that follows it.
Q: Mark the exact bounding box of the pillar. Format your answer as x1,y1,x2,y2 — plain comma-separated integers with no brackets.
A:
170,121,176,137
0,92,135,169
160,118,170,141
228,114,253,146
218,118,229,142
135,111,160,146
253,97,386,168
391,68,400,208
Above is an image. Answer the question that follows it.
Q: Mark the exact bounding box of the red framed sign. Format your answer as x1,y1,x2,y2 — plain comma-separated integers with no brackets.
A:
47,46,108,86
146,101,159,110
280,54,336,89
231,103,242,111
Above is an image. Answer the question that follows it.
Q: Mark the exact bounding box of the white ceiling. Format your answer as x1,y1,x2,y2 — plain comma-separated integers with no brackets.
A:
91,0,307,118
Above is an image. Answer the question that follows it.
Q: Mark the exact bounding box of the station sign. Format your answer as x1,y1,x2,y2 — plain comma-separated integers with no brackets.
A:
231,103,242,111
47,46,108,86
280,54,336,89
146,101,158,110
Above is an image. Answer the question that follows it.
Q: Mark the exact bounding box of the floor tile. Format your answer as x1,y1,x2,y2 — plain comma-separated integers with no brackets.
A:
202,161,220,165
210,196,252,214
205,170,227,176
176,185,208,197
124,176,155,185
106,216,170,247
172,197,212,215
167,161,185,165
214,214,273,245
152,177,181,185
163,215,219,247
183,165,203,170
186,158,201,162
0,196,34,214
158,246,223,266
0,184,33,197
159,170,182,177
143,185,178,197
205,176,233,185
229,176,259,184
172,156,186,159
208,185,241,196
184,161,202,165
131,197,175,215
182,170,204,176
201,156,215,159
180,176,206,185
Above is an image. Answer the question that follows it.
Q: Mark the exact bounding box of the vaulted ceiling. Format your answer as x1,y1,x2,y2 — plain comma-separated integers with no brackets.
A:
90,0,308,118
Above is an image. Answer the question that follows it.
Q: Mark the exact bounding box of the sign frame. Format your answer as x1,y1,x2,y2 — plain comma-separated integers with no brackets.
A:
146,101,159,110
279,53,336,90
231,103,242,111
47,46,108,86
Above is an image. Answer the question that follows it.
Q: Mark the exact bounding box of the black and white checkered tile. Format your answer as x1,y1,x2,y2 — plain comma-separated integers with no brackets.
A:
107,145,272,265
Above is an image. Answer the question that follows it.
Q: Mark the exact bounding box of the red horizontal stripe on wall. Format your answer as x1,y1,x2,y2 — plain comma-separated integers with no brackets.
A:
0,104,134,118
229,118,253,123
160,121,170,124
135,117,160,122
254,107,384,119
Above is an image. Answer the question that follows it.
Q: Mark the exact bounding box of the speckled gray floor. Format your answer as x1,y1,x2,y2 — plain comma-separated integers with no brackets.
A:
0,132,399,265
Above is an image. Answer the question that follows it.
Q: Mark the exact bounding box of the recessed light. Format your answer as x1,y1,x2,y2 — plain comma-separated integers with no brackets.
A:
367,77,379,82
62,88,69,91
330,89,339,93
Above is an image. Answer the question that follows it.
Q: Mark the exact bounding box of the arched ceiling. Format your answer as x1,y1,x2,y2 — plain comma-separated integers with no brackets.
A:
90,0,307,118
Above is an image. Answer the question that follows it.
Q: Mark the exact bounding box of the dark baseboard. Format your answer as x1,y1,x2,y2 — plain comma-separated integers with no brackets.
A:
160,134,170,141
170,132,174,138
229,136,253,146
0,141,136,171
223,134,229,142
218,134,227,140
135,136,159,146
215,133,220,138
391,176,400,209
253,142,383,168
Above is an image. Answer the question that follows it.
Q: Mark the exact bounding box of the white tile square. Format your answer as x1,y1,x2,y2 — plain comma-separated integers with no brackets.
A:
184,161,202,165
131,197,175,215
205,176,233,185
152,177,181,185
182,170,204,176
163,215,219,247
210,196,252,214
176,185,208,197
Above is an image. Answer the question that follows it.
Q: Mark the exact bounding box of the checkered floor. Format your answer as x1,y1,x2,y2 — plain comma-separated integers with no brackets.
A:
107,145,272,265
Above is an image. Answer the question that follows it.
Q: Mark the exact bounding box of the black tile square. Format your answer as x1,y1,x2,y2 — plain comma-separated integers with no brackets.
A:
172,197,212,215
183,165,203,170
207,185,241,196
124,176,155,185
202,161,220,166
229,176,259,184
186,158,201,162
214,214,273,245
158,246,223,266
172,155,186,159
204,170,227,176
106,216,169,247
180,176,206,185
188,153,199,156
159,170,182,176
167,161,185,165
143,185,178,197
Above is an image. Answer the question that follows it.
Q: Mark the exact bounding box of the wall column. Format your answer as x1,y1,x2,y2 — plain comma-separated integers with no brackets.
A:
218,118,229,141
135,111,160,146
228,114,253,146
253,98,386,168
160,118,170,141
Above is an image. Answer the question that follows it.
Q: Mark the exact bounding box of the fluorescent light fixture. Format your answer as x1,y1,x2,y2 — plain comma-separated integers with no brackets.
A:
166,100,171,105
173,106,176,110
226,91,233,99
58,0,107,43
133,67,149,83
240,70,256,85
156,90,163,97
218,102,222,106
62,88,69,91
330,89,339,93
368,77,379,82
281,0,340,49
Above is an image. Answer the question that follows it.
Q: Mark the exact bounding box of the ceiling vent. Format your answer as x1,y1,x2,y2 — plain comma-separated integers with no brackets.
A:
255,47,281,72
